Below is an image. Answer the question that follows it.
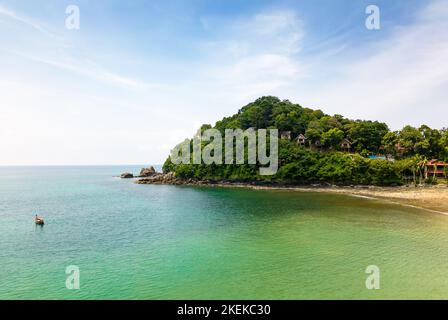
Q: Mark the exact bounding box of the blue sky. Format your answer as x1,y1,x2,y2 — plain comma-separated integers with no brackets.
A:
0,0,447,165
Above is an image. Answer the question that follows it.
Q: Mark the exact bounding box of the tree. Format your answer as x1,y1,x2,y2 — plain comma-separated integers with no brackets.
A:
239,96,279,129
164,96,445,186
382,131,399,155
305,120,324,143
416,125,441,158
439,128,448,160
416,156,428,185
321,128,344,149
399,125,423,156
316,153,356,184
348,121,389,153
367,159,402,186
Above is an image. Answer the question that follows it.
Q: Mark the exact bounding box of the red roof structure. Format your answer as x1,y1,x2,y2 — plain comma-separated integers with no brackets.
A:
425,159,448,178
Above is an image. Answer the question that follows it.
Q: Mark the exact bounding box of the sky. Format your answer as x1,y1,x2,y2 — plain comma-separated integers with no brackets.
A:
0,0,447,165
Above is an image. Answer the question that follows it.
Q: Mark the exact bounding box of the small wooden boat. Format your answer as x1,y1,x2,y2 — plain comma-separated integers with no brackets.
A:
34,216,45,225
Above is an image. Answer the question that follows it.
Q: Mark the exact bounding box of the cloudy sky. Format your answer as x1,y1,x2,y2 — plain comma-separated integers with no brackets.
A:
0,0,447,165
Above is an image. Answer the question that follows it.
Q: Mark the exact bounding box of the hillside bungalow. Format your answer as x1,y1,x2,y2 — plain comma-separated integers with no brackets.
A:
296,134,307,146
425,160,448,179
340,139,352,152
280,131,292,140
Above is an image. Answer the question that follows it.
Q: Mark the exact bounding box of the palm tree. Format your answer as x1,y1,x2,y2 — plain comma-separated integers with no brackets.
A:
414,156,427,186
433,162,438,182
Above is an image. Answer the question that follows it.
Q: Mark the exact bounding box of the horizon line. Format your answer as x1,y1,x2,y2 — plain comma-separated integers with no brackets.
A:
0,164,163,167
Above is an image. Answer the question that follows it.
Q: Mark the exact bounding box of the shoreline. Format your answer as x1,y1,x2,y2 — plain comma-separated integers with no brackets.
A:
192,183,448,215
134,174,448,215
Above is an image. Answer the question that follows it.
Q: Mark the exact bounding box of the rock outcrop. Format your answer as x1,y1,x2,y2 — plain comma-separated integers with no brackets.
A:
136,172,225,186
120,172,134,179
136,171,180,184
139,166,156,177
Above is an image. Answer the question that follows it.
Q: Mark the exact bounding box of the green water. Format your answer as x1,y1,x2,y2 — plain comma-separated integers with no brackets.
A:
1,166,448,299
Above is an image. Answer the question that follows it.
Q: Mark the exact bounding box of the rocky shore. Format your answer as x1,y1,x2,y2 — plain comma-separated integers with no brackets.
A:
136,171,184,185
121,167,276,186
135,170,231,186
120,166,157,179
120,166,194,185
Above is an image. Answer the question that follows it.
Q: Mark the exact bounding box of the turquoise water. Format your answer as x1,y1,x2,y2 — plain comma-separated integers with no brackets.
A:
1,166,448,299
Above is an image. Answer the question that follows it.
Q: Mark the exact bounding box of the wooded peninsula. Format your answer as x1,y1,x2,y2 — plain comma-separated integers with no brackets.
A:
161,96,448,187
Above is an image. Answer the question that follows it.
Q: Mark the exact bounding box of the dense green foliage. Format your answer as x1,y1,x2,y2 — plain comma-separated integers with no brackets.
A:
163,96,448,186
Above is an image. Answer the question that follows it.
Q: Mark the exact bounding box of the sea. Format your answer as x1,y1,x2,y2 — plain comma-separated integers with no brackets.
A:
1,165,448,299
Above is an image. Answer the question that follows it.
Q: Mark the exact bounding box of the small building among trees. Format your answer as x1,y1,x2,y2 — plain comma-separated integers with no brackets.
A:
296,134,307,146
425,160,448,179
340,139,352,152
280,131,292,140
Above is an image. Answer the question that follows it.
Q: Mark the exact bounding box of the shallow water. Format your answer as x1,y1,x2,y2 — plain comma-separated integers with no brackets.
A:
1,166,448,299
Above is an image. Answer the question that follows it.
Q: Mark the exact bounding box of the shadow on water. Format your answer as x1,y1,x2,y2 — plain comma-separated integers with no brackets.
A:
34,223,45,232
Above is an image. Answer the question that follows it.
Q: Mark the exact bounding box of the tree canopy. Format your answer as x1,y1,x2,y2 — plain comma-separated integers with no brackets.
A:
164,96,448,186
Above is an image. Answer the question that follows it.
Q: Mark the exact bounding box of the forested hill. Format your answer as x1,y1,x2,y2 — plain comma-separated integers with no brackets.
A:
163,96,448,186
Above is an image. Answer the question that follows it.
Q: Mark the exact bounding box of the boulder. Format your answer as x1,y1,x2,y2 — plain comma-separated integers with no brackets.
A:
120,172,134,179
165,171,176,180
136,171,178,185
139,166,156,177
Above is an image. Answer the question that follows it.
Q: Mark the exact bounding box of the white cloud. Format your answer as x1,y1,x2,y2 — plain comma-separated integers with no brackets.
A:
0,4,55,37
1,5,164,92
421,0,448,21
212,54,301,82
1,2,447,165
15,52,167,91
203,53,303,105
239,11,304,54
205,10,304,58
197,2,448,131
197,10,305,107
296,0,448,130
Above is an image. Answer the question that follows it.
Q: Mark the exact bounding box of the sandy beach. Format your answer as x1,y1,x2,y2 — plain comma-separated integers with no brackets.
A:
321,185,448,215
